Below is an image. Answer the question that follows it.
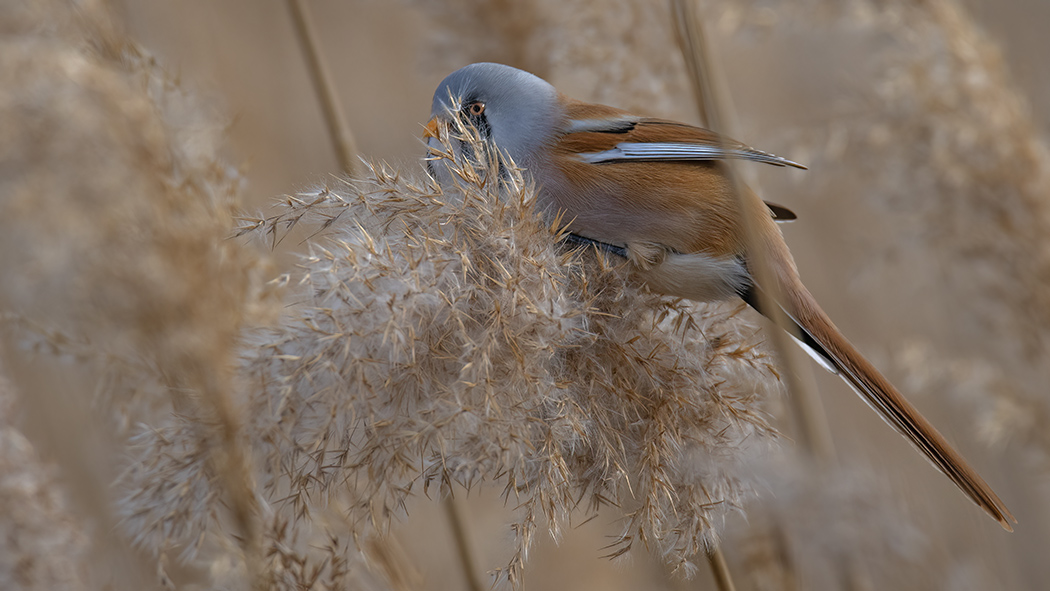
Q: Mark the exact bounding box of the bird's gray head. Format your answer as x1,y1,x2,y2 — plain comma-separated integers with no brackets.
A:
426,63,562,169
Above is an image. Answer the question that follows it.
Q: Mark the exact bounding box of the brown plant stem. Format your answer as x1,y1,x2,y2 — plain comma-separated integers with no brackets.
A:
443,496,485,591
706,545,738,591
189,369,266,591
670,0,712,128
285,0,363,176
671,4,838,589
364,532,424,591
668,0,837,465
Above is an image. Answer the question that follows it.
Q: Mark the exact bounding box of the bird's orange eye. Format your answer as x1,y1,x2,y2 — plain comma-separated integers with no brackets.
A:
467,102,485,116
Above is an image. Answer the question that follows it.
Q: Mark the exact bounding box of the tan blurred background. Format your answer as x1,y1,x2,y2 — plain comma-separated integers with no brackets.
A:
113,0,1050,203
103,1,1050,589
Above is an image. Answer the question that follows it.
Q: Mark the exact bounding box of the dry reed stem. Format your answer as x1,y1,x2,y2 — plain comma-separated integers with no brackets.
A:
670,0,836,466
362,531,424,591
443,497,484,591
668,6,826,590
668,5,792,591
706,545,738,591
286,0,363,176
670,0,712,128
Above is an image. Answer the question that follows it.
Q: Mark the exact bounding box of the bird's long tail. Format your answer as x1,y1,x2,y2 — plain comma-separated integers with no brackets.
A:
741,280,1016,531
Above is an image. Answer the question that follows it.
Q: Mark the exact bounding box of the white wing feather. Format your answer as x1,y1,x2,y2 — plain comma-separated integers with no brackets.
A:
578,142,806,169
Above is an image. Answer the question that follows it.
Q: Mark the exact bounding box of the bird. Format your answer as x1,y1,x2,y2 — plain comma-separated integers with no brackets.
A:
422,62,1015,531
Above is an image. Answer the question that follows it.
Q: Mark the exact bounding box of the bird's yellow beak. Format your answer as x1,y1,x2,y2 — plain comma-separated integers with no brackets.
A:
423,117,442,140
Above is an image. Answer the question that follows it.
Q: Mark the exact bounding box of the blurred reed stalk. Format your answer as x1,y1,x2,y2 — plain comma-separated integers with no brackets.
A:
282,3,484,589
443,498,484,591
670,2,840,589
1,2,274,586
705,546,738,591
666,3,751,590
670,0,713,129
285,0,363,176
669,0,836,465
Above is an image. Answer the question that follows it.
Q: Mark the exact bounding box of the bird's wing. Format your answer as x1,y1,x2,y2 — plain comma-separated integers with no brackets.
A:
765,201,797,222
558,100,806,169
549,99,800,257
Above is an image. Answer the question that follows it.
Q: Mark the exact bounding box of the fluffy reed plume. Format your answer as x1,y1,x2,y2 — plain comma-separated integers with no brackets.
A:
831,0,1050,354
694,0,1049,587
726,458,931,591
855,0,1050,476
0,0,276,587
9,0,1045,587
0,374,89,591
770,0,1050,477
232,123,781,584
1,0,780,586
893,341,1046,470
409,1,915,586
411,0,1044,585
